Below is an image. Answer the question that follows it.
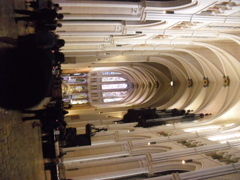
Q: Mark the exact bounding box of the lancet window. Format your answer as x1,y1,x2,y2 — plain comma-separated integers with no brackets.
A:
89,71,131,104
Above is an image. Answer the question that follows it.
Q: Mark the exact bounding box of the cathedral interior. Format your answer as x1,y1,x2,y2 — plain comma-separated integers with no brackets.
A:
2,0,240,180
54,0,240,179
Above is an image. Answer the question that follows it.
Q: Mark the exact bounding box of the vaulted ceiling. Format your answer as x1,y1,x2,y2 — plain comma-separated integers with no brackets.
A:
57,0,240,123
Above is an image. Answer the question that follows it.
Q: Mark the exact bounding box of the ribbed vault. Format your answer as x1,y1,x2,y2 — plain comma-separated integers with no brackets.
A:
59,0,240,123
71,35,240,122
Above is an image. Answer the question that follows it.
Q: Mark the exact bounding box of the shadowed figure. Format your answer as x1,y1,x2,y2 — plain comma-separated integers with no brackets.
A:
0,32,57,49
15,9,64,23
0,47,53,110
22,107,69,121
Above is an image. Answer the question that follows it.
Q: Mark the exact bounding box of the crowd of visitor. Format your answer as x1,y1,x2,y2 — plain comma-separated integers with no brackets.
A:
0,1,75,179
0,0,66,110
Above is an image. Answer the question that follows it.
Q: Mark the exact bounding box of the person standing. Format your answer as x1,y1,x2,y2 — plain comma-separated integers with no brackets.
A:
22,107,68,121
34,19,62,31
14,8,64,23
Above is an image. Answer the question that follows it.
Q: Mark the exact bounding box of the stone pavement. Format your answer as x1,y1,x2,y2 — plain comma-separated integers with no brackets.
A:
0,0,46,179
0,109,45,180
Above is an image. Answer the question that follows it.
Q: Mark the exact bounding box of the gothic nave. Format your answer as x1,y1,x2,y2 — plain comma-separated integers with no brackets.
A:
54,0,240,179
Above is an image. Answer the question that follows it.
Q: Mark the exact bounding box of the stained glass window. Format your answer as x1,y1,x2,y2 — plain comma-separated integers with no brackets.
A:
62,73,87,77
72,73,86,77
71,100,88,104
102,72,121,75
102,77,126,82
74,86,86,92
71,93,87,99
102,91,127,97
66,78,86,83
88,71,131,104
102,84,128,90
103,98,123,102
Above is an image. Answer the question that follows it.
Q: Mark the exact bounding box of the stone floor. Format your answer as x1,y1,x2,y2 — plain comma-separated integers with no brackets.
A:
0,109,45,180
0,0,46,179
